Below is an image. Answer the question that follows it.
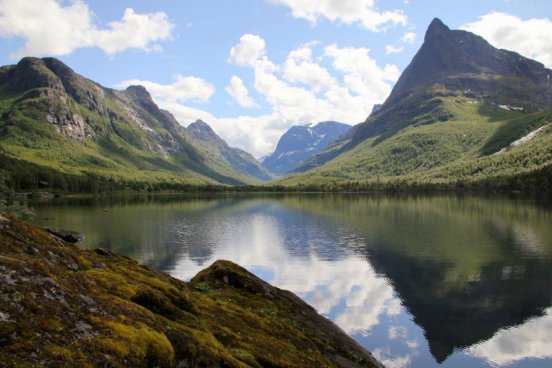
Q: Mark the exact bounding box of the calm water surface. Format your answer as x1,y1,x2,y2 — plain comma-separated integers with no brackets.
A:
32,194,552,368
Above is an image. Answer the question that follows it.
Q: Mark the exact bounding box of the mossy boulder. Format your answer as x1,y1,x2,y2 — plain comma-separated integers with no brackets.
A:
0,215,382,368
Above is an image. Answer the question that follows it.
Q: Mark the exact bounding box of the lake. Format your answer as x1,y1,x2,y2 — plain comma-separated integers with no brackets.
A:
32,193,552,368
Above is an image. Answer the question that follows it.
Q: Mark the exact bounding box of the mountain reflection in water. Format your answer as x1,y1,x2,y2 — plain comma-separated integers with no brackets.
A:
33,194,552,368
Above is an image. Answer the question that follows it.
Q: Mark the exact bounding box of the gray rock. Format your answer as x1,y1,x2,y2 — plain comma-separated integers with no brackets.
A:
46,228,85,243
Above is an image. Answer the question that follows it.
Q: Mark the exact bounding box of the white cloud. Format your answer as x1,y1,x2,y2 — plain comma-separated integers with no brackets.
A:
385,44,404,55
268,0,407,31
283,45,336,92
325,44,400,98
228,33,267,67
467,307,552,366
388,326,408,340
117,74,214,104
118,35,400,158
372,349,413,368
225,76,257,108
160,102,216,125
461,12,552,68
0,0,173,59
401,31,416,43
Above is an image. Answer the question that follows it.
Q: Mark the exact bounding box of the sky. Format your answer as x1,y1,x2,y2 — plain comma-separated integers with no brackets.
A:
0,0,551,158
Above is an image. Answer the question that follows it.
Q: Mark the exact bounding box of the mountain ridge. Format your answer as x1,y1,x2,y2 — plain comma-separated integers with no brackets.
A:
0,57,267,190
186,119,272,182
283,18,552,190
263,121,351,175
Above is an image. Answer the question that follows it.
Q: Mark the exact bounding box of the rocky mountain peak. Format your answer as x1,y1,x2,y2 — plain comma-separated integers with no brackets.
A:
123,84,179,132
5,57,63,92
382,18,552,110
425,18,450,41
125,85,150,99
42,57,77,81
263,121,351,175
187,119,219,140
188,119,212,131
185,119,273,181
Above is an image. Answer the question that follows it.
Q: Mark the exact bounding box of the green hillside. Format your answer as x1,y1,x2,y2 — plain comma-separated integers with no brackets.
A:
0,57,264,192
281,94,552,190
280,19,552,191
185,120,272,184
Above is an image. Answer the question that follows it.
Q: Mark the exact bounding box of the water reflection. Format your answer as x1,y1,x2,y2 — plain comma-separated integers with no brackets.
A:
33,194,552,368
467,307,552,366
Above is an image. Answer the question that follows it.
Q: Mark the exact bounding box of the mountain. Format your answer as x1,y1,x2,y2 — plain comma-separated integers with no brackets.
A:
283,18,552,190
263,121,351,175
0,57,264,191
185,120,272,182
385,18,552,109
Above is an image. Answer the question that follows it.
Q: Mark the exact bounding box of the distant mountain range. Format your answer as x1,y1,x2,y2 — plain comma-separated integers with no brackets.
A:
263,121,351,175
283,18,552,190
1,17,551,192
186,120,272,181
0,57,268,189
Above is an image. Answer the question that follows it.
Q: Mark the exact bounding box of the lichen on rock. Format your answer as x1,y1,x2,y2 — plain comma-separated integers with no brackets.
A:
0,216,382,368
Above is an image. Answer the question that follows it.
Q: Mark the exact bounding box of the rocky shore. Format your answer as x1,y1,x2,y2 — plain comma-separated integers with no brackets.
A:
0,215,382,367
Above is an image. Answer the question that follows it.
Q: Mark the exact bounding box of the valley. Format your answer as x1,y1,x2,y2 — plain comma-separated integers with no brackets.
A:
1,19,551,195
1,8,552,368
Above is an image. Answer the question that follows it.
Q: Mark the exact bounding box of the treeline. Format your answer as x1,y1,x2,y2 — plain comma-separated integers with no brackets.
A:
0,153,222,194
1,153,551,196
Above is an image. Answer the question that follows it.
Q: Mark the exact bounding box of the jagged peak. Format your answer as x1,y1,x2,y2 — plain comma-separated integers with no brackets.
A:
187,120,221,141
124,85,160,108
17,56,44,67
190,119,209,126
188,119,215,132
425,18,450,40
42,57,74,74
125,84,151,98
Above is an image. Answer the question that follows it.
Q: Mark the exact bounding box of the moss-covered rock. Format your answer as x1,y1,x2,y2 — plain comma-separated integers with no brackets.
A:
0,215,382,368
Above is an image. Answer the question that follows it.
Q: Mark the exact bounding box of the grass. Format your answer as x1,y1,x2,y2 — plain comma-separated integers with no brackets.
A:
280,95,552,192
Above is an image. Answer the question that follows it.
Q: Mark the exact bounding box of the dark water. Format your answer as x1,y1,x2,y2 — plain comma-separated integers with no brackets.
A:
32,194,552,368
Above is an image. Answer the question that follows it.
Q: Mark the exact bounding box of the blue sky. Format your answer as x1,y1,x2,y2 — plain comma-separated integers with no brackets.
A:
1,0,551,157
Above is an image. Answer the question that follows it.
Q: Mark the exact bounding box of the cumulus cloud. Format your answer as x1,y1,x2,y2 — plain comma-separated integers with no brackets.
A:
225,76,257,108
228,33,268,67
268,0,407,31
372,349,413,368
461,12,552,68
467,307,552,366
324,44,400,98
388,326,408,340
401,31,416,44
118,35,400,157
385,45,404,55
384,31,415,55
0,0,173,59
283,45,336,92
117,75,214,104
